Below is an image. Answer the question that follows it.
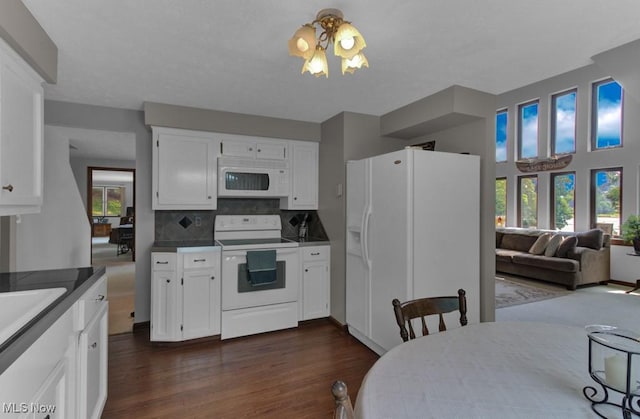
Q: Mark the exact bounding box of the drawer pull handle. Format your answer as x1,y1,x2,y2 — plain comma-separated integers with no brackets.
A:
305,269,309,272
96,295,105,301
193,258,206,262
211,276,215,280
166,279,171,283
2,184,13,192
311,252,320,256
90,342,98,349
156,261,169,264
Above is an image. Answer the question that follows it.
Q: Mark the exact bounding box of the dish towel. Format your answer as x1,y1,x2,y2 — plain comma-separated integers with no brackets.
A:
246,250,277,286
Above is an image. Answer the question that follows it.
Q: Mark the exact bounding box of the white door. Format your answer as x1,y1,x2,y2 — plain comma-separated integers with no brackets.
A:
369,149,411,352
302,262,329,320
151,270,180,341
289,142,318,208
346,159,370,337
182,269,219,339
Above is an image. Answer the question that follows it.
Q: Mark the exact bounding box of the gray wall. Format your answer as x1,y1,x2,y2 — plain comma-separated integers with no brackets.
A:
44,100,153,323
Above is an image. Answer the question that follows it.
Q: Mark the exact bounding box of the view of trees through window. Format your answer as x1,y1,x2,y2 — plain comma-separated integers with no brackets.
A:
495,178,506,226
551,172,575,231
92,186,123,217
591,168,622,235
518,176,538,228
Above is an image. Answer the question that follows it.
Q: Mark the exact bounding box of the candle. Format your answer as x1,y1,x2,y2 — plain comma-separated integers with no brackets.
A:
605,354,627,392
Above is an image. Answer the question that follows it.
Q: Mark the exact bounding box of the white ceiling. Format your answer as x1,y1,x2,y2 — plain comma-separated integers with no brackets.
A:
21,0,640,124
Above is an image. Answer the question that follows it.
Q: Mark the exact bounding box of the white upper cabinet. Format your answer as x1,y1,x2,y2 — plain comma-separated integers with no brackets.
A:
152,127,220,210
0,38,44,215
281,141,318,210
221,136,287,160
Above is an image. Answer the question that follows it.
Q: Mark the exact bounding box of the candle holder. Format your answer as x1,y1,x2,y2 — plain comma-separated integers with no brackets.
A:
584,325,640,418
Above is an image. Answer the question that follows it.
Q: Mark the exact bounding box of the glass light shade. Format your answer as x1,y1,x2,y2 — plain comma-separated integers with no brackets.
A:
288,24,316,59
302,46,329,78
334,23,366,59
341,52,369,74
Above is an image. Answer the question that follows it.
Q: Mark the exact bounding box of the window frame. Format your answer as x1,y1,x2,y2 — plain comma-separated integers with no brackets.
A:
517,174,538,228
495,109,508,163
92,185,124,217
550,88,577,155
517,99,539,160
495,177,507,226
550,171,576,232
591,78,624,151
590,167,622,236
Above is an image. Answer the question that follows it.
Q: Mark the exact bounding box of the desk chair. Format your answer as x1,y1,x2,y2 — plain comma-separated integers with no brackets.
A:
331,380,354,419
392,289,467,342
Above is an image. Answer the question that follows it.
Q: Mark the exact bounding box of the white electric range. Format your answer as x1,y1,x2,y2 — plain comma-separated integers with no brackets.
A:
215,215,299,339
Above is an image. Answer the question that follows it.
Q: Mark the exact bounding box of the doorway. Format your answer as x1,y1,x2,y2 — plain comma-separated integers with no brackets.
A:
88,167,136,335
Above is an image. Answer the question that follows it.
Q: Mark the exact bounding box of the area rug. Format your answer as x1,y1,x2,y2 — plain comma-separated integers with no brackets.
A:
495,277,570,309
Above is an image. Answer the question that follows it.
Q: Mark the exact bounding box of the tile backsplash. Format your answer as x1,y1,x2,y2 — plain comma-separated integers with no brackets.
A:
154,199,328,242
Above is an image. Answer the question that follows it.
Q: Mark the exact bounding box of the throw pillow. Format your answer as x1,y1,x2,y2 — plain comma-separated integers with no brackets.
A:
528,233,553,255
555,236,578,257
544,234,564,256
575,228,604,250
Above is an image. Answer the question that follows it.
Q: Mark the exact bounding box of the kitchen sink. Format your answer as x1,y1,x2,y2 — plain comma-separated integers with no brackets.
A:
0,287,66,345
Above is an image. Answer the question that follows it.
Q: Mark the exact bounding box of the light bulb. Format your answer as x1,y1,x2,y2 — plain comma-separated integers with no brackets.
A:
296,38,309,53
340,37,355,50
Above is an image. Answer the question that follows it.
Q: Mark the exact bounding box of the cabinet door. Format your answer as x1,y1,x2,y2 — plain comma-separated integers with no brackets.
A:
0,41,43,211
282,142,318,209
153,130,219,210
30,360,67,419
78,303,108,419
221,140,255,158
256,141,287,160
302,262,329,320
182,268,220,339
151,269,180,341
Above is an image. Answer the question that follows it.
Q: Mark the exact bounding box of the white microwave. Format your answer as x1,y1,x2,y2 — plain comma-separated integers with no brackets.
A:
217,157,290,198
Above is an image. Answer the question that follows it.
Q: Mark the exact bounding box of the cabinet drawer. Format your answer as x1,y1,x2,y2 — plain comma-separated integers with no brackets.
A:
152,253,176,271
302,246,329,261
183,252,218,270
75,274,107,331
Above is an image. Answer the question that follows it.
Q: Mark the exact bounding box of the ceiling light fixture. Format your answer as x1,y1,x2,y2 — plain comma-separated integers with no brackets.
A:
288,8,368,78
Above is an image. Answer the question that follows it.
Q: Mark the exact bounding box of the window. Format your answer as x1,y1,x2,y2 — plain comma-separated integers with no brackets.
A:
592,79,623,150
92,186,123,217
550,172,575,231
551,89,576,155
518,175,538,228
496,178,507,227
496,110,507,162
591,168,622,235
518,100,539,159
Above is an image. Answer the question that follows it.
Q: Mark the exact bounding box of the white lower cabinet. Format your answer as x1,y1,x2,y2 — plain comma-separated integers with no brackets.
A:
151,249,221,342
0,273,108,419
299,245,330,320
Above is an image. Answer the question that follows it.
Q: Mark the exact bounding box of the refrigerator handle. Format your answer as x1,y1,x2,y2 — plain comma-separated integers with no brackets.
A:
363,208,372,269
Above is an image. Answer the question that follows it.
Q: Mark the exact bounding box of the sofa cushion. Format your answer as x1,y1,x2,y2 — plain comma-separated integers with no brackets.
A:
495,249,524,263
529,233,553,255
512,253,579,273
555,236,578,258
575,228,604,250
500,233,539,252
544,234,564,257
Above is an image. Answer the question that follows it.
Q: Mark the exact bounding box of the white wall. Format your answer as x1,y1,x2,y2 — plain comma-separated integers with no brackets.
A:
496,62,640,282
15,126,90,270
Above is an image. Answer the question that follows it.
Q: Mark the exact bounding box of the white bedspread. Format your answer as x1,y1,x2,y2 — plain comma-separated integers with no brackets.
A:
355,321,601,419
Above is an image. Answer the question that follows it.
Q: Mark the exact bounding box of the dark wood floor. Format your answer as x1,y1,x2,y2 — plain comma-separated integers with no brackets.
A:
103,320,379,418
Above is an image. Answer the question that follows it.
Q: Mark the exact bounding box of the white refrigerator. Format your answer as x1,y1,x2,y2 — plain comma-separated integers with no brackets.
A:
346,148,480,354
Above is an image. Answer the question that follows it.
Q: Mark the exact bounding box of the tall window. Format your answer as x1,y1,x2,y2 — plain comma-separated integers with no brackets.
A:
518,175,538,228
592,79,623,150
551,89,576,155
92,186,123,217
518,100,539,159
496,110,507,162
551,172,575,231
496,178,507,227
591,168,622,235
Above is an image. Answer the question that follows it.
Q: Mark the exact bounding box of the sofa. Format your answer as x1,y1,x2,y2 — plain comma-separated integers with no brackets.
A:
496,228,610,290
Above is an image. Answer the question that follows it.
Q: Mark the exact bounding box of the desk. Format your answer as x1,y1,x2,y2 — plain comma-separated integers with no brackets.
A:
355,322,598,418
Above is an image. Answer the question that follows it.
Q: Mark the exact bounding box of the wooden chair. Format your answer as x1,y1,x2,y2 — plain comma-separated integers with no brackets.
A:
332,380,354,419
392,288,467,342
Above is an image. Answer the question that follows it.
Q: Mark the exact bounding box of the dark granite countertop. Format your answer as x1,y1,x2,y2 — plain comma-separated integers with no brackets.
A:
0,266,105,374
151,240,221,252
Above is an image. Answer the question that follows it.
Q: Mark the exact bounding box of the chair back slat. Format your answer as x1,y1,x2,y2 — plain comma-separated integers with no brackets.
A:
392,289,467,342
